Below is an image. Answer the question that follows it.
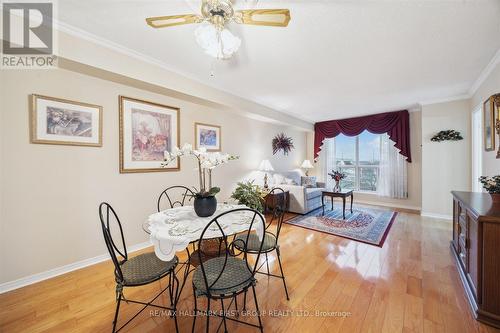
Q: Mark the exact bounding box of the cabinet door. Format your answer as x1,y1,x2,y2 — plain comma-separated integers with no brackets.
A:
467,211,480,302
452,200,460,251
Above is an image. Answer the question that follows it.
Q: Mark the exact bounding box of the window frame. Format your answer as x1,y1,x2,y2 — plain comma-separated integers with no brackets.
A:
333,134,382,193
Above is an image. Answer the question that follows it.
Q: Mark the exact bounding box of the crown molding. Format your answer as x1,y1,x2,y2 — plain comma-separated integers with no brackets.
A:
0,241,152,294
55,20,313,129
52,20,499,122
56,20,208,89
468,47,500,97
418,94,471,106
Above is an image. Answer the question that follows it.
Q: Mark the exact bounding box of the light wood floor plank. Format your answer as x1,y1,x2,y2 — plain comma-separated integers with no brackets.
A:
1,209,499,332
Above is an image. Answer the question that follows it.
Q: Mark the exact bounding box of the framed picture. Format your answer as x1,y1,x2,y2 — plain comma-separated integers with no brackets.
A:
119,96,180,173
494,94,500,159
195,123,221,151
30,94,102,147
484,96,497,152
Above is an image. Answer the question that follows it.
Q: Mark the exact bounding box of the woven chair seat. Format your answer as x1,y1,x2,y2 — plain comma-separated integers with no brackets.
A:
189,249,221,267
189,238,232,267
233,232,277,252
120,252,178,286
193,257,255,297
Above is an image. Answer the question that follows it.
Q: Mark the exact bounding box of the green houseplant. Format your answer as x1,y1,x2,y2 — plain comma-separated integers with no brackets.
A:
231,180,264,213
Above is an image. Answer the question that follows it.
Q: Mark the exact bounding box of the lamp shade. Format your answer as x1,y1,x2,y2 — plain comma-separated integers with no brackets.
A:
301,160,314,169
259,159,274,172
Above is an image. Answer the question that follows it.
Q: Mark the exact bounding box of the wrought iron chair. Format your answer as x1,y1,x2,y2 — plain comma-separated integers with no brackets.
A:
191,208,266,333
157,185,195,212
233,187,290,300
99,202,180,333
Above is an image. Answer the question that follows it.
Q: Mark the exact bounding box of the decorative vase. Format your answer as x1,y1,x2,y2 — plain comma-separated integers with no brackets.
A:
194,195,217,217
490,193,500,203
333,180,341,192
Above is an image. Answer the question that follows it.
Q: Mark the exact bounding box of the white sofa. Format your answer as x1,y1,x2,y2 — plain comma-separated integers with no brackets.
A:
249,170,326,214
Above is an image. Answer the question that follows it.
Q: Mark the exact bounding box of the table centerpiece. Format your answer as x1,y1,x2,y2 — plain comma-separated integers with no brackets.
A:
328,169,346,192
163,143,238,217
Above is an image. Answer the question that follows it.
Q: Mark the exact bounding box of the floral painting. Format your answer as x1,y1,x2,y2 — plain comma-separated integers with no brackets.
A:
120,96,179,173
195,123,221,151
30,94,102,147
131,108,171,161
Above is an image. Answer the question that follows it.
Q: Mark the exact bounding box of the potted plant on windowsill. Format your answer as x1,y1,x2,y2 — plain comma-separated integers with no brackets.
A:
479,175,500,203
163,144,238,217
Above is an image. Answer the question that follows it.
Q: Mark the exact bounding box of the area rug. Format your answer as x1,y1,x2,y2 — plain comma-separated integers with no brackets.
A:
285,206,397,247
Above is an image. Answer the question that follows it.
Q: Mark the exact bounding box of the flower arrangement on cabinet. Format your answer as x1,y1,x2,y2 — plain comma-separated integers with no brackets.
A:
430,130,463,142
479,175,500,194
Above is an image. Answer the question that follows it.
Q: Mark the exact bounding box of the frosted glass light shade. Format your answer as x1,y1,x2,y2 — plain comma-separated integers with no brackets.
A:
194,23,241,60
259,159,274,172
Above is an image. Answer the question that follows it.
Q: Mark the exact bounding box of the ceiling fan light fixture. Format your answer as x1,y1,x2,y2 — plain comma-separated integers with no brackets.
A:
194,23,241,60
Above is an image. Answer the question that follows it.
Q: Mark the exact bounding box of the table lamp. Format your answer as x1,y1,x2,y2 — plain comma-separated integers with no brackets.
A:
301,160,314,176
259,159,274,189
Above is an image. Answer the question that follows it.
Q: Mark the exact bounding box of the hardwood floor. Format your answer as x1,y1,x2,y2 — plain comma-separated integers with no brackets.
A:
1,209,499,333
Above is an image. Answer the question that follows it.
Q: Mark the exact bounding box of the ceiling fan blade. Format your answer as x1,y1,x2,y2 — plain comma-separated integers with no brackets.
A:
235,9,291,27
146,14,202,28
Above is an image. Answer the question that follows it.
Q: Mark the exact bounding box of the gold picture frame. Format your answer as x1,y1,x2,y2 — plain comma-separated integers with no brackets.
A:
195,122,221,152
30,94,103,147
493,94,500,158
483,96,496,152
119,96,180,173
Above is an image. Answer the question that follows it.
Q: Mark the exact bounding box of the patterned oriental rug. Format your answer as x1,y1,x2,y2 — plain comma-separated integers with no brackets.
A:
285,206,397,247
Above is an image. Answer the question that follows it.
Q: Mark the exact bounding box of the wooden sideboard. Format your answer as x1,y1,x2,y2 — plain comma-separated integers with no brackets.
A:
451,191,500,328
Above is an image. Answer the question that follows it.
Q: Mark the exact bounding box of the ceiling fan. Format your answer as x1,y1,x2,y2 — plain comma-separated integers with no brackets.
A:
146,0,291,59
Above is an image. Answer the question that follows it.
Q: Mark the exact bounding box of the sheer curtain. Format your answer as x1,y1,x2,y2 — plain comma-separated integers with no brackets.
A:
378,134,408,198
318,138,335,189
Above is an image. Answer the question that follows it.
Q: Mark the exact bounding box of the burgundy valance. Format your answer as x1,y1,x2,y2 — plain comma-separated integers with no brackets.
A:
314,110,412,162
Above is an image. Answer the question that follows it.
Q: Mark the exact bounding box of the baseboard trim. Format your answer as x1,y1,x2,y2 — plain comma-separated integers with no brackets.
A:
420,212,453,220
355,199,421,214
0,241,152,294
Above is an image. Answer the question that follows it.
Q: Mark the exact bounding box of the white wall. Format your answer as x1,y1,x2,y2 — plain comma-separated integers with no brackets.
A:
421,99,471,217
471,61,500,177
0,68,306,284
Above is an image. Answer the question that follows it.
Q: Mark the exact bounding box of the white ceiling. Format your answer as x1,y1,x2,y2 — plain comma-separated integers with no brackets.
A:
58,0,500,123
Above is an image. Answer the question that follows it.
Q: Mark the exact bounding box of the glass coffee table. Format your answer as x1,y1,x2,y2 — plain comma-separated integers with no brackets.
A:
321,189,354,219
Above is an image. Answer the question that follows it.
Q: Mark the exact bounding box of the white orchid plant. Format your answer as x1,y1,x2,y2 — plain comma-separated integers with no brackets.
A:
162,143,239,197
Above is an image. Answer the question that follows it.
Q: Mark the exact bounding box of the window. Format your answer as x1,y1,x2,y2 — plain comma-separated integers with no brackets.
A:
472,107,483,192
333,131,381,192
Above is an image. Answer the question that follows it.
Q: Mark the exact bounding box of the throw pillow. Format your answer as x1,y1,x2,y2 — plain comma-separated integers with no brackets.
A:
301,176,317,188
